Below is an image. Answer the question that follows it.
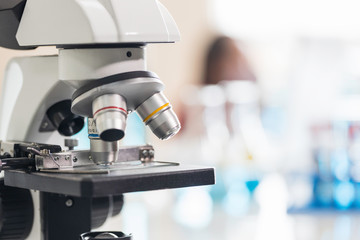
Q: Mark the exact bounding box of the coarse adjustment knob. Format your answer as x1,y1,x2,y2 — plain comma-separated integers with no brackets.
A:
0,0,35,49
0,179,34,240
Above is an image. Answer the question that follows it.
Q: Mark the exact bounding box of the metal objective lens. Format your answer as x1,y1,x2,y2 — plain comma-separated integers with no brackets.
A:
92,94,127,142
136,92,180,140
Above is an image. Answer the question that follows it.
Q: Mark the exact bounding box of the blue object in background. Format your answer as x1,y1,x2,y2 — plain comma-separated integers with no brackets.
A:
314,178,333,207
222,181,251,217
290,121,360,212
245,179,260,193
353,182,360,208
333,181,355,209
331,149,350,181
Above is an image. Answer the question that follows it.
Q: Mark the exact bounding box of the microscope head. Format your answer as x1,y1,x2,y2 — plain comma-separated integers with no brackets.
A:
16,0,180,46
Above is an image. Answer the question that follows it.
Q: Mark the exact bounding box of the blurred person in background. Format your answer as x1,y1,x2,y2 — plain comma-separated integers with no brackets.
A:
179,35,264,164
202,36,259,138
180,36,258,135
203,36,256,85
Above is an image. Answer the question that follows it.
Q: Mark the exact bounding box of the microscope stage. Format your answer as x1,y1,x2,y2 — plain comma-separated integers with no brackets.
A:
4,164,215,197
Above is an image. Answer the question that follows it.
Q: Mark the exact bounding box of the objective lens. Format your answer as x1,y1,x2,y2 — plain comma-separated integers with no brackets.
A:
92,94,127,142
90,138,120,164
136,92,181,140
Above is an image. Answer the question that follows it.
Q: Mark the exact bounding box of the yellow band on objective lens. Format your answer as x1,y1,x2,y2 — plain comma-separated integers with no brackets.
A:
143,103,170,122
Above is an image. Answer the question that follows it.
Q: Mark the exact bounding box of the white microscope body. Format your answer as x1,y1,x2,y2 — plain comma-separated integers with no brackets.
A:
0,0,181,164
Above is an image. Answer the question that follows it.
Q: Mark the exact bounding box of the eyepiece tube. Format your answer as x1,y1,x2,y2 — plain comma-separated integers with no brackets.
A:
136,92,181,140
92,94,127,142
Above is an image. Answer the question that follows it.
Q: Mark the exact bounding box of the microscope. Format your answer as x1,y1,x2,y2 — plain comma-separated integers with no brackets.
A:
0,0,215,239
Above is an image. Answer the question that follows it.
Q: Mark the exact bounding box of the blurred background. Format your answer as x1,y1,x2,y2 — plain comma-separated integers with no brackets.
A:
4,0,360,239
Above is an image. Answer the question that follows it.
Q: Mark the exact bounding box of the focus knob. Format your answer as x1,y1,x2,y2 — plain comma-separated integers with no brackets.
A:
0,179,34,240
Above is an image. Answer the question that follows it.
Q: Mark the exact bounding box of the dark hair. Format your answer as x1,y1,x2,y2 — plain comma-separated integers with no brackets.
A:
203,36,256,85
